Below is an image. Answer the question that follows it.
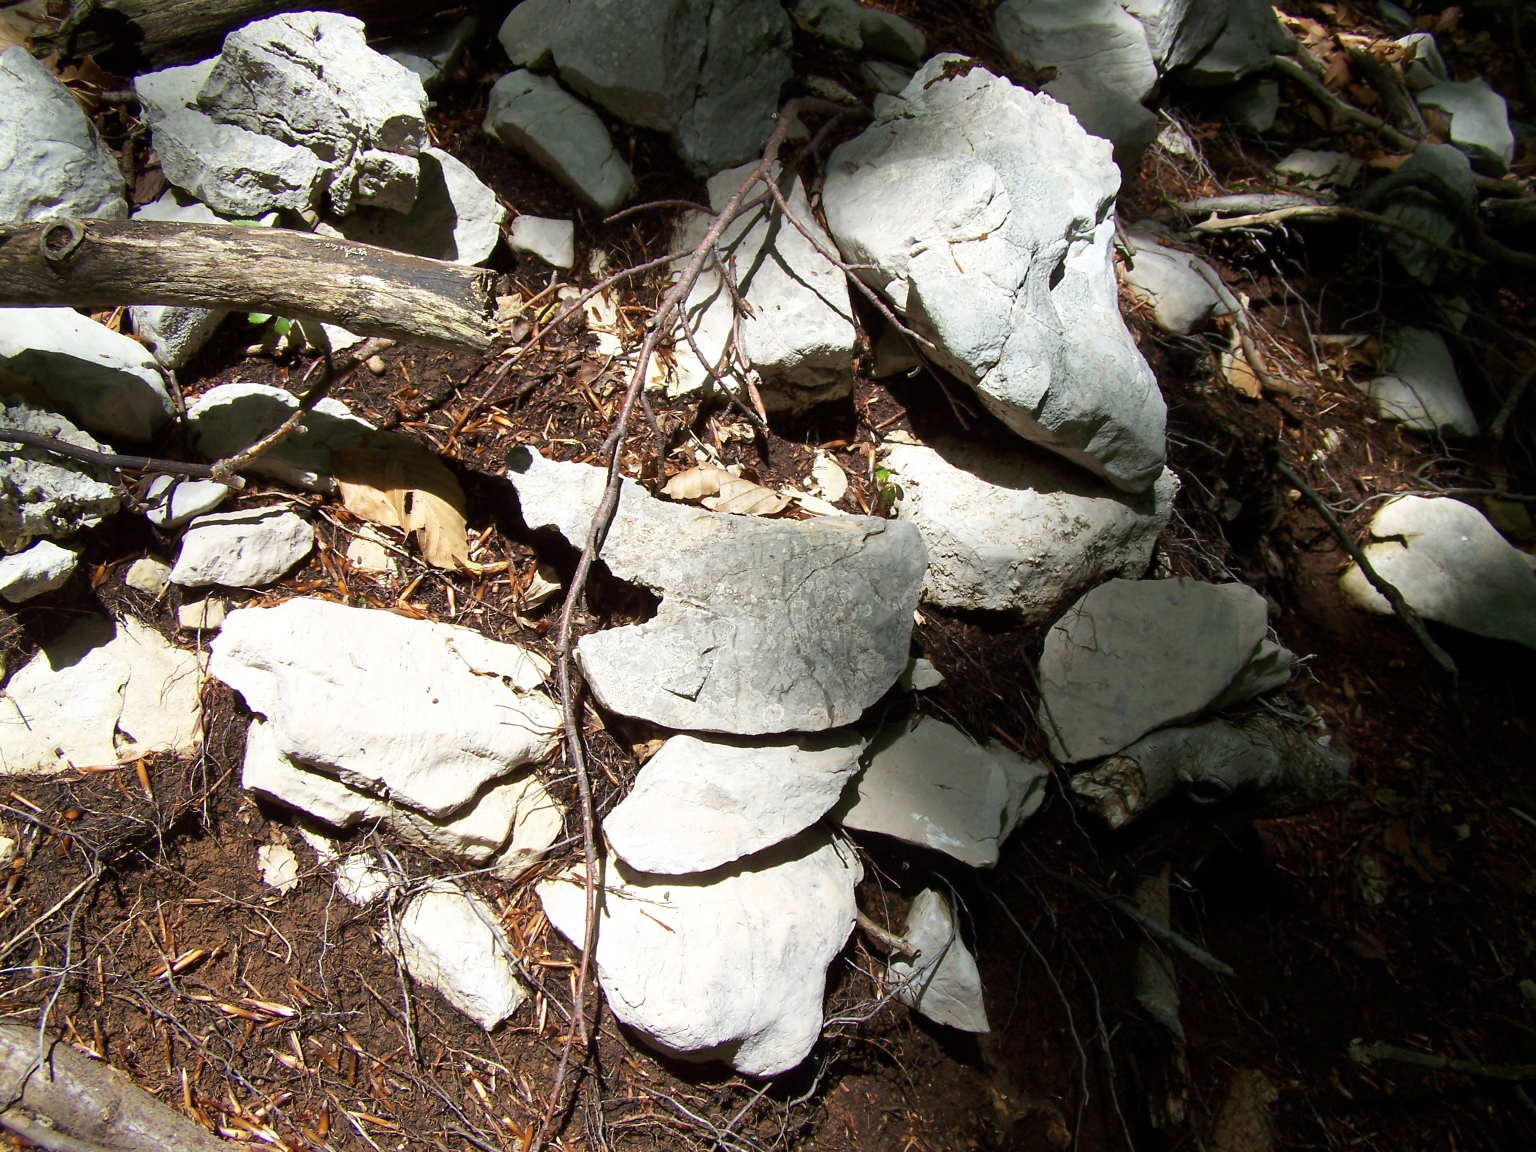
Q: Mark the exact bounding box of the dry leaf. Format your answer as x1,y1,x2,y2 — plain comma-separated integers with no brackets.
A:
333,439,471,569
702,477,791,516
808,451,848,503
521,563,562,610
0,0,51,53
793,493,846,517
662,465,736,500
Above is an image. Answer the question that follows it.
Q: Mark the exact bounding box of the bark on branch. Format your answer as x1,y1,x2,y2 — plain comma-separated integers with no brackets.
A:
0,219,496,352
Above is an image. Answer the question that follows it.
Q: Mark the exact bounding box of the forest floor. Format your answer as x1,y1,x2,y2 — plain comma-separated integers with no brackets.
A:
3,2,1536,1150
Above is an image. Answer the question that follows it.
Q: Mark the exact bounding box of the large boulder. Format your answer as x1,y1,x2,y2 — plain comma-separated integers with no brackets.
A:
507,447,926,734
538,834,860,1076
879,438,1175,618
1122,0,1229,73
0,46,126,222
1340,496,1536,650
822,56,1166,492
498,0,792,175
669,162,856,409
208,598,562,817
1180,0,1293,87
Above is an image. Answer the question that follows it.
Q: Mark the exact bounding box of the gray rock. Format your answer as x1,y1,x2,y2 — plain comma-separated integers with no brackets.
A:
0,307,175,442
508,215,575,268
538,835,860,1075
604,731,865,874
823,56,1167,492
858,7,926,63
1418,78,1515,173
508,447,926,734
187,382,373,490
135,60,328,217
670,162,856,409
0,615,203,775
1122,0,1229,72
0,539,79,602
198,12,428,214
123,557,172,594
1120,221,1239,334
169,506,315,588
0,46,126,222
498,0,792,175
1359,327,1477,436
243,719,563,872
142,475,231,529
0,399,121,552
887,888,989,1032
1341,496,1536,649
836,715,1048,867
1039,578,1285,762
860,59,914,95
319,147,504,265
210,598,562,817
791,0,925,62
1380,143,1477,284
1223,75,1280,132
177,597,227,632
1397,33,1447,91
994,0,1159,165
1275,149,1363,188
128,192,236,369
483,70,635,213
1182,0,1293,87
385,881,527,1030
879,438,1175,619
387,14,478,91
1379,1,1414,34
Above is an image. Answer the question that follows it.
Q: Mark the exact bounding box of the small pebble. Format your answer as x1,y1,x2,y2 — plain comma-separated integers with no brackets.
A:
177,598,228,632
366,355,387,375
124,556,172,594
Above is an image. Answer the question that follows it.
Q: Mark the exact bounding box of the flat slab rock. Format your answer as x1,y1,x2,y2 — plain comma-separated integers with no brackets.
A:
879,438,1175,619
1360,326,1477,437
822,56,1166,493
836,715,1047,868
384,880,527,1030
888,888,989,1033
507,448,925,734
1118,221,1238,335
538,834,861,1076
169,506,314,588
1,399,121,552
208,598,562,817
603,731,865,875
1341,496,1536,650
0,539,79,603
1,614,204,775
1039,577,1292,762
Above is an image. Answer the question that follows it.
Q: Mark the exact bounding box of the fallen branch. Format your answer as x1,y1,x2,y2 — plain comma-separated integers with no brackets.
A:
0,219,495,351
1349,1039,1536,1082
0,1021,227,1152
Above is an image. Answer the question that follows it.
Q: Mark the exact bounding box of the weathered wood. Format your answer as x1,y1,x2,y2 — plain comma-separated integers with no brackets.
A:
43,0,496,66
0,1022,229,1152
0,219,497,352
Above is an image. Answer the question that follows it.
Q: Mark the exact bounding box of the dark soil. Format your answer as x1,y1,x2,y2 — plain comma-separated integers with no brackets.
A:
4,3,1536,1151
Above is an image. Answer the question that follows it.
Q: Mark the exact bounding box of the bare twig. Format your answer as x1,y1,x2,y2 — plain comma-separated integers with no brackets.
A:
1350,1039,1536,1082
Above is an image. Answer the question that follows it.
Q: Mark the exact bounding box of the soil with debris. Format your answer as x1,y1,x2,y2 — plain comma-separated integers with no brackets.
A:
4,3,1536,1151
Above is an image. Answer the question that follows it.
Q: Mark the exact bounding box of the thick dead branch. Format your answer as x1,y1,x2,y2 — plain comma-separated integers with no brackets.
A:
0,1022,228,1152
1349,1039,1536,1082
0,219,496,351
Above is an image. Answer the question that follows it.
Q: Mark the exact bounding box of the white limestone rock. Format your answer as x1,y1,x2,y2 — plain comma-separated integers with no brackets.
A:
860,59,913,95
879,438,1175,619
994,0,1159,165
0,615,204,775
498,0,792,176
1275,149,1363,189
1039,577,1288,762
823,56,1166,492
0,539,78,602
128,191,238,369
177,598,227,632
483,70,635,213
387,14,477,91
508,447,925,734
385,881,527,1030
0,307,175,442
887,888,989,1033
142,475,231,529
604,732,865,874
1122,0,1229,72
508,215,575,269
187,382,373,490
124,557,171,594
538,835,860,1075
135,59,327,218
169,507,314,588
319,147,505,265
1341,496,1536,650
344,524,398,575
669,162,856,409
1360,327,1477,436
0,400,121,552
1181,0,1293,88
1119,221,1239,334
791,0,926,62
210,598,561,817
1397,32,1447,91
837,716,1048,867
0,46,126,222
1418,78,1514,174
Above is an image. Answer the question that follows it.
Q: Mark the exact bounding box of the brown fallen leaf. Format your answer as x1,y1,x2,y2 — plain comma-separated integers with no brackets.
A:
662,465,736,500
333,437,471,569
702,476,791,516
